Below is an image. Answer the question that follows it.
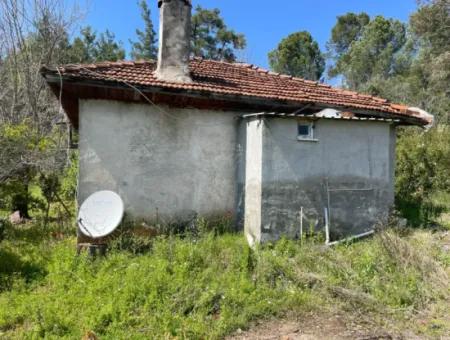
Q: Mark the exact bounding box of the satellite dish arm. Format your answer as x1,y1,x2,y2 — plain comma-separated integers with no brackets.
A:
78,218,93,238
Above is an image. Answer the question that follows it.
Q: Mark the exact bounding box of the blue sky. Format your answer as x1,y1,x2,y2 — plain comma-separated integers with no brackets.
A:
74,0,417,70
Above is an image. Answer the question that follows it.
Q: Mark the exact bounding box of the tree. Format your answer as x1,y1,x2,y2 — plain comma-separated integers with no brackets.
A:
130,0,157,60
328,15,406,90
268,31,325,80
0,0,78,217
327,12,370,58
410,0,450,56
68,26,97,63
408,0,450,122
68,26,125,63
94,30,126,62
191,6,246,62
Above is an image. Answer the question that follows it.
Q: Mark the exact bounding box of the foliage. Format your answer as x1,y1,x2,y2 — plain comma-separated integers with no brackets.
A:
0,0,81,217
0,226,448,338
408,0,450,123
328,12,370,56
268,31,325,80
0,121,68,217
130,0,158,61
0,0,74,125
68,26,97,63
0,218,9,243
69,27,126,63
328,15,406,89
327,2,449,120
94,30,126,62
410,0,450,56
191,6,246,62
395,126,450,224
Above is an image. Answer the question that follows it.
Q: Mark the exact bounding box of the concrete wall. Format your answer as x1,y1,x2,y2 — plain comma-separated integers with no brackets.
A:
79,100,396,242
78,99,243,225
259,117,396,242
244,117,263,246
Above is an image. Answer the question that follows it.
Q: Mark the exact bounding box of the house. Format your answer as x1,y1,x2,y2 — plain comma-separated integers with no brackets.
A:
41,0,433,245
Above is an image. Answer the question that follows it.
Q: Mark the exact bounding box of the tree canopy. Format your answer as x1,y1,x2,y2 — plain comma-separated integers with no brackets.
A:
191,6,246,62
69,27,125,63
268,31,325,80
328,12,370,56
328,14,406,90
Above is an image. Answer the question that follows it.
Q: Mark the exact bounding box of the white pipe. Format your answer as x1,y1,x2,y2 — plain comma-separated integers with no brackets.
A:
327,230,375,246
300,206,303,244
326,179,331,232
324,207,330,244
327,188,374,192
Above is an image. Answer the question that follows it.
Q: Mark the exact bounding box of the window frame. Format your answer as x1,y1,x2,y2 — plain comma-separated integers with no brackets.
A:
297,120,318,142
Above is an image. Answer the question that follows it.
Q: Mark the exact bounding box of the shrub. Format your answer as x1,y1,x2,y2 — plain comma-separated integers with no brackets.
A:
396,126,450,225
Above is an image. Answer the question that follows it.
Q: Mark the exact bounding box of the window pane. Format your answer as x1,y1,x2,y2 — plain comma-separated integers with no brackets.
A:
298,124,310,136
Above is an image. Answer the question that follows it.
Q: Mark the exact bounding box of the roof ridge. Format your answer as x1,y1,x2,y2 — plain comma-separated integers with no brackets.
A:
59,59,156,71
188,59,327,89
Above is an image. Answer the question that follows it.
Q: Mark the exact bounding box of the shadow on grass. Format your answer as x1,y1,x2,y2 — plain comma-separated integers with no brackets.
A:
0,220,71,292
0,248,47,291
396,198,448,228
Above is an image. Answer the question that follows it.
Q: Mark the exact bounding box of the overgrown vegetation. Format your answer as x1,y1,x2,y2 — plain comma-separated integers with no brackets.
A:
0,222,448,339
396,126,450,226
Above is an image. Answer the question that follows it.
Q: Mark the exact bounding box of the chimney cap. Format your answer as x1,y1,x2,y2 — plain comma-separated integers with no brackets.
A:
158,0,192,8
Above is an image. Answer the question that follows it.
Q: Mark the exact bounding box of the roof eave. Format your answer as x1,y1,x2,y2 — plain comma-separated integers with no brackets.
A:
41,70,430,127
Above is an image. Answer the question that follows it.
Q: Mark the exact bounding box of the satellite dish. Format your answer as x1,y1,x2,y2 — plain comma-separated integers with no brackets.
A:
77,190,124,238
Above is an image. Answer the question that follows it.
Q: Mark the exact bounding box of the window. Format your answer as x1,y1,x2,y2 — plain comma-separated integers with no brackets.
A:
297,122,317,141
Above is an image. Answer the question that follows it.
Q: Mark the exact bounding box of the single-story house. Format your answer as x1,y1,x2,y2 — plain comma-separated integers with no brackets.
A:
41,0,433,245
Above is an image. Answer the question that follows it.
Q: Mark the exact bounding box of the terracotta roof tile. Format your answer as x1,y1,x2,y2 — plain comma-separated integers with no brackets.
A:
41,59,430,125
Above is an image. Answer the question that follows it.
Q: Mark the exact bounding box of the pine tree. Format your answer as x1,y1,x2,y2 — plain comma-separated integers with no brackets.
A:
268,31,325,80
130,0,157,60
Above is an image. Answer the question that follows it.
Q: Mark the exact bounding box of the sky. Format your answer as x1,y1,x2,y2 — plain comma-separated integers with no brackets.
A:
71,0,417,70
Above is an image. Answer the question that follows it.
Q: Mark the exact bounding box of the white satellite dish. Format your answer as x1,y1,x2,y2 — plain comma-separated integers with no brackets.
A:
77,190,124,238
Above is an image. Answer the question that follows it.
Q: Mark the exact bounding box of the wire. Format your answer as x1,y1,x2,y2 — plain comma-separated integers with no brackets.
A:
73,66,245,129
55,65,250,172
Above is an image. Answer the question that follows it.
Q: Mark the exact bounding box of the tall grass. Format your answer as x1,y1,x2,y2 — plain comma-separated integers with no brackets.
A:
0,223,448,339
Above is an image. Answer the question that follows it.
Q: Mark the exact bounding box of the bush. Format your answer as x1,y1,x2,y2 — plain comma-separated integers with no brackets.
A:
396,126,450,225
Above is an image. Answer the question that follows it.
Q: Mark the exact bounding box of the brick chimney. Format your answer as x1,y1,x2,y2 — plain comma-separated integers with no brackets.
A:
156,0,192,83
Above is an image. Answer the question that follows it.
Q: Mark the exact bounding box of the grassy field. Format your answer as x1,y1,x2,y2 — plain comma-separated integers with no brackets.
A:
0,221,449,339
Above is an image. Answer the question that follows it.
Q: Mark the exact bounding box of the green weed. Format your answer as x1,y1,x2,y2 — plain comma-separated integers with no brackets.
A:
0,224,448,339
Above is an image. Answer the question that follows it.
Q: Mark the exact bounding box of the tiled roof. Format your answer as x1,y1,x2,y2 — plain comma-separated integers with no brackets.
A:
41,58,431,125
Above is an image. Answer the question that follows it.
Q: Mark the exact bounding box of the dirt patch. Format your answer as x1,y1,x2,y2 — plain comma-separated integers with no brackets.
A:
227,311,419,340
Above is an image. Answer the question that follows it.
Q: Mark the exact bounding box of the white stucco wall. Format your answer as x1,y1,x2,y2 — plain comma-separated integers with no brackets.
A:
78,99,242,224
78,100,397,242
244,117,263,246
